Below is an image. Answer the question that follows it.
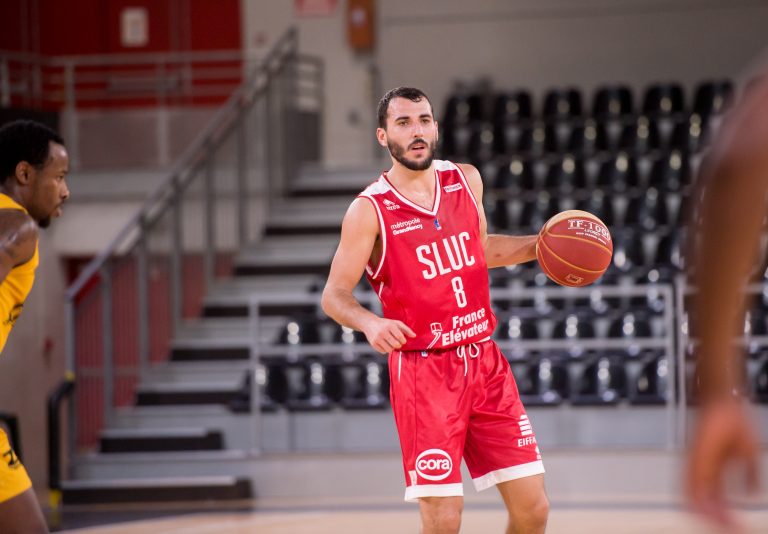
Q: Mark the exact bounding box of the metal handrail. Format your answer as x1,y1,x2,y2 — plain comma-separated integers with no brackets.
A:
62,26,323,455
248,284,681,449
64,28,297,302
0,49,248,67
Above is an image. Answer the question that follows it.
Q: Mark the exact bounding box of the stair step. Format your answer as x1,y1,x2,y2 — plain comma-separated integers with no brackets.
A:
233,262,329,276
263,224,340,236
171,346,251,361
100,428,224,453
136,383,245,406
62,476,252,504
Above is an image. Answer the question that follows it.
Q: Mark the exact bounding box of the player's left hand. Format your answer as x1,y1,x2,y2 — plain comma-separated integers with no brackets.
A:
685,399,760,532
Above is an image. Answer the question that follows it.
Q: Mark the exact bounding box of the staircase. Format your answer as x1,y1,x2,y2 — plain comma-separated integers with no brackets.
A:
62,164,386,504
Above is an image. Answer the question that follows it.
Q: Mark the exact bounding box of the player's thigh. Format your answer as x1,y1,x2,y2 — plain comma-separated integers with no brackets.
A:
497,473,548,515
0,488,48,534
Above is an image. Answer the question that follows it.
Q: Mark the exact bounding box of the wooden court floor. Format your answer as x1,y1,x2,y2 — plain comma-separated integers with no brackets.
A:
58,501,768,533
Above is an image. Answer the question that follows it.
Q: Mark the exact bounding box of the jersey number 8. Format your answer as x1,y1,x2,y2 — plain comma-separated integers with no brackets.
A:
451,276,467,308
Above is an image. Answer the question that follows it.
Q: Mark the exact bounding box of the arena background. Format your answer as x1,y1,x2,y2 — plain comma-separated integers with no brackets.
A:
1,0,767,532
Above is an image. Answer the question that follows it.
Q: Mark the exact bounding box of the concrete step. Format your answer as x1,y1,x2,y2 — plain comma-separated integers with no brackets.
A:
99,427,224,453
62,475,252,504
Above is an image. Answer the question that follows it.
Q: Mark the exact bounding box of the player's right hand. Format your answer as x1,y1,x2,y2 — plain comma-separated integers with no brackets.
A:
362,317,416,354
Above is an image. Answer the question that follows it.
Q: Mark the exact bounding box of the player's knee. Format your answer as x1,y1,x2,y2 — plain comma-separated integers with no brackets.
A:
509,492,549,531
422,510,461,534
420,498,462,534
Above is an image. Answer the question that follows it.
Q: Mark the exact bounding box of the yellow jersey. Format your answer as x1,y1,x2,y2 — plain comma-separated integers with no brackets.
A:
0,193,38,354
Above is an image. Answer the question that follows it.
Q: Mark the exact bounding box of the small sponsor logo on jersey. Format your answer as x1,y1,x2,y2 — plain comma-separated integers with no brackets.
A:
518,436,537,447
443,183,463,193
415,449,453,481
518,415,533,436
434,218,441,230
383,198,401,210
3,447,20,469
390,217,422,235
3,304,23,326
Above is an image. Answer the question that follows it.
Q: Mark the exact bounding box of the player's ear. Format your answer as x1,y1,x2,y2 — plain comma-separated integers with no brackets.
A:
14,162,32,185
376,127,388,148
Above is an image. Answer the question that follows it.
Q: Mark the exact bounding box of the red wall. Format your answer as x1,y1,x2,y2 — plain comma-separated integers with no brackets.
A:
0,0,241,56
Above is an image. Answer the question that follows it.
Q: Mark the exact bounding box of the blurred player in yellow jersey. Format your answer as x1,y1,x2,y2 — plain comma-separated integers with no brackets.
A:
0,120,70,533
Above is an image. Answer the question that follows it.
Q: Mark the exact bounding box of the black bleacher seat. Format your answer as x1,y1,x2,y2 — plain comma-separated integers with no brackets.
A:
618,116,659,154
567,120,600,156
443,91,477,129
544,121,576,154
630,351,669,405
624,187,669,231
611,230,646,273
595,118,624,153
524,356,569,406
278,318,321,345
552,313,596,358
609,312,652,357
592,85,634,119
576,190,614,226
692,79,734,117
494,157,535,192
544,156,588,193
442,123,473,159
596,153,639,193
654,228,686,271
542,88,583,121
572,354,626,405
468,122,496,163
520,192,558,232
494,90,534,124
491,199,511,231
284,357,334,411
495,122,531,156
331,324,366,345
642,83,685,117
497,315,540,344
755,359,768,403
329,356,389,410
648,151,690,191
631,268,669,313
670,114,709,153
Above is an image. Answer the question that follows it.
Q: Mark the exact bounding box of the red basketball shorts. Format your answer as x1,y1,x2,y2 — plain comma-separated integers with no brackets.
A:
389,338,544,502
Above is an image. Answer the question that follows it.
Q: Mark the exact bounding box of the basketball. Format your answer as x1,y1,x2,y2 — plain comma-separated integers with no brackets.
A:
536,210,613,287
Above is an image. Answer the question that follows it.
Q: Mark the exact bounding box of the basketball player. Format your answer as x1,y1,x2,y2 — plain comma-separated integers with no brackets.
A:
685,79,767,531
322,88,548,534
0,120,70,534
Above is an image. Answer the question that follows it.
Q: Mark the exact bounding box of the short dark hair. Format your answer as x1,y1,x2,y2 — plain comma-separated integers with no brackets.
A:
377,87,433,128
0,120,65,182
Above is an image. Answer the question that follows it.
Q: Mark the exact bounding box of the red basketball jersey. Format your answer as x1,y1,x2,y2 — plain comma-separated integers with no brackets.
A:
359,160,497,351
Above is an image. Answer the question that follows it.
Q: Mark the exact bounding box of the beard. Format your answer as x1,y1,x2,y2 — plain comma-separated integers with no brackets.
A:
387,137,437,171
38,217,51,229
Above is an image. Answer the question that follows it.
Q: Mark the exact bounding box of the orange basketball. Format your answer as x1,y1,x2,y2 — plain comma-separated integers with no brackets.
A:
536,210,613,287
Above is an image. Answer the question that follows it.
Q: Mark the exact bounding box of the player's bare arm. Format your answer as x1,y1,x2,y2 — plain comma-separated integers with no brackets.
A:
457,163,537,269
321,197,415,353
0,210,38,284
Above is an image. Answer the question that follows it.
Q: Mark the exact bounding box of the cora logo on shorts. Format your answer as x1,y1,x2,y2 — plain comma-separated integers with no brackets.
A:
415,449,453,481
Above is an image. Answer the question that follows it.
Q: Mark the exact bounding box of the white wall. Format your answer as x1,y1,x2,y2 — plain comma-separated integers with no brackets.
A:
238,1,768,165
242,0,379,165
377,0,768,119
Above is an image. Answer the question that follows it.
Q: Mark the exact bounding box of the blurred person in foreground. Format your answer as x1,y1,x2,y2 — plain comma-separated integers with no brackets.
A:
686,79,767,531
